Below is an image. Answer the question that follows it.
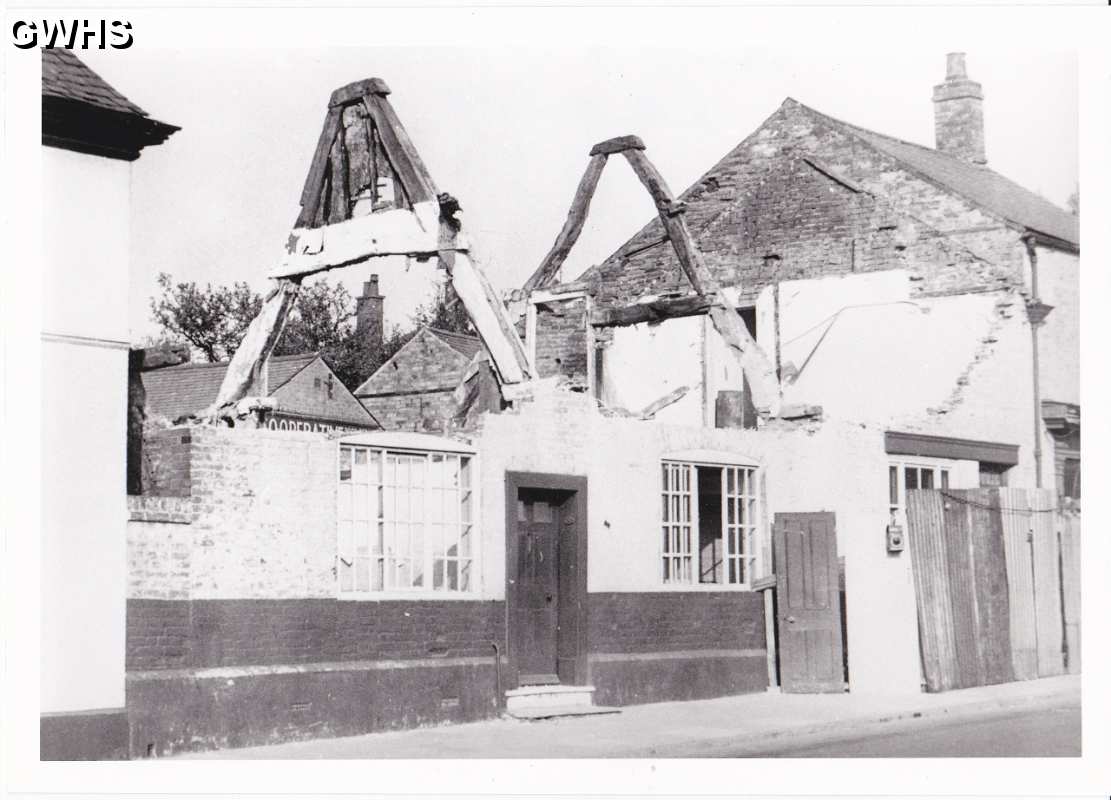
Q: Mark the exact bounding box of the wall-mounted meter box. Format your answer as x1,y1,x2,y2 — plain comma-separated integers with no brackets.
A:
886,523,905,553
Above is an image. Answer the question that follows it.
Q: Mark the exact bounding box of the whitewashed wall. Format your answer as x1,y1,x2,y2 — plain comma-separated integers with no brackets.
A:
40,147,132,714
477,391,922,695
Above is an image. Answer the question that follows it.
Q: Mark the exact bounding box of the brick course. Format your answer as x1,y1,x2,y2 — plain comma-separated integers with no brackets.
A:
126,598,504,671
588,591,765,653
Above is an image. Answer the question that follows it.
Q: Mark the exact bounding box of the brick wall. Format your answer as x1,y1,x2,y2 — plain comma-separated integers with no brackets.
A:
271,358,376,427
127,598,504,671
140,427,192,497
589,99,1025,312
534,296,591,388
358,329,467,395
588,592,765,653
360,389,457,432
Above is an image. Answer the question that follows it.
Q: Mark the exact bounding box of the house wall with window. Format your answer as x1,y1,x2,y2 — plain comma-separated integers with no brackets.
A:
125,388,918,753
126,426,502,756
475,389,918,699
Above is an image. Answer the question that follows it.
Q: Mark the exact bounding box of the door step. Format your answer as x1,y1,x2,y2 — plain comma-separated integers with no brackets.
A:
504,684,620,720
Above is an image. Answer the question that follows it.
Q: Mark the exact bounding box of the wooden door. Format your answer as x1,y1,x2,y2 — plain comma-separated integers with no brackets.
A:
774,512,845,693
515,491,561,684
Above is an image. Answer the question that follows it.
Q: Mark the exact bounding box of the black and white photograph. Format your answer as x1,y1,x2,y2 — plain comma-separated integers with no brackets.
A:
2,3,1109,798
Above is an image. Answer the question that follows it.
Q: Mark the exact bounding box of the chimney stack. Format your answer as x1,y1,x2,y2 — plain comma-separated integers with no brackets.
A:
932,53,986,165
355,274,384,353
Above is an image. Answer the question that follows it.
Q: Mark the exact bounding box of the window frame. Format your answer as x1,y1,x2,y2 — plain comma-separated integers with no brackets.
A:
888,457,953,525
660,457,764,591
336,442,481,601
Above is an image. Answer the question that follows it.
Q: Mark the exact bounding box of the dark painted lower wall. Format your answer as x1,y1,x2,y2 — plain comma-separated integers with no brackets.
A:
125,592,767,755
586,592,768,705
128,660,498,757
41,708,129,760
589,653,768,706
127,598,505,670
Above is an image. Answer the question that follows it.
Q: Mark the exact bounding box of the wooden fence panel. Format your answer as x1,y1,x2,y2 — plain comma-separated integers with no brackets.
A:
906,489,958,692
941,491,984,688
967,489,1014,686
998,487,1039,681
1030,489,1065,677
1059,510,1081,674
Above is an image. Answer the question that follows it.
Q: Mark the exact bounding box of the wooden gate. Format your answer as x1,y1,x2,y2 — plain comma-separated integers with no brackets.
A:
773,512,845,693
906,487,1078,692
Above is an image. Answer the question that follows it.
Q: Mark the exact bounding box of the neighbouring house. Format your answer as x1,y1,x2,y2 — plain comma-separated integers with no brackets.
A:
122,54,1079,757
140,352,378,432
355,325,486,432
133,352,378,495
40,49,178,760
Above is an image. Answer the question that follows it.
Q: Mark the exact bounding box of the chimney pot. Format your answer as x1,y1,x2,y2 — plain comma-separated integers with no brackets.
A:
933,52,987,165
945,52,967,80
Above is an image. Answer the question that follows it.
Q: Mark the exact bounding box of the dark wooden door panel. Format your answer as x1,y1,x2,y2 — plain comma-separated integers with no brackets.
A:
775,512,844,693
516,494,560,681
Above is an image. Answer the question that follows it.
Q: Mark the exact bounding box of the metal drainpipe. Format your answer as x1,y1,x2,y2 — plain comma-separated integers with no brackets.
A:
1025,235,1044,489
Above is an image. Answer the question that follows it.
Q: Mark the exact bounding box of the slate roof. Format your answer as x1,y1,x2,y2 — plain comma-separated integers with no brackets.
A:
815,104,1079,247
427,328,482,361
142,353,318,422
42,48,148,117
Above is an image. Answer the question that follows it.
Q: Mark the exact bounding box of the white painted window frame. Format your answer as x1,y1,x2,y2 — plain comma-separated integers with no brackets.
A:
660,456,763,591
888,456,953,525
336,443,481,601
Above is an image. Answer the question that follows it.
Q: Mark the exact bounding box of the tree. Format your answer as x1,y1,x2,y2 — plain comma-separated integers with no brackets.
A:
150,273,261,363
149,273,473,390
1066,187,1079,217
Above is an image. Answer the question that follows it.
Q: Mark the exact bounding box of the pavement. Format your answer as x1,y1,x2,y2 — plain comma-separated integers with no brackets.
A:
179,673,1080,759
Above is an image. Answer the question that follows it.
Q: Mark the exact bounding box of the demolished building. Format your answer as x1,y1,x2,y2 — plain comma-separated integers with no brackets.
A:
123,53,1079,756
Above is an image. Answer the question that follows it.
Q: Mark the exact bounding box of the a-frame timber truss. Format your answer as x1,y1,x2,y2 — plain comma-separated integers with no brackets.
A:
204,78,533,422
522,134,782,418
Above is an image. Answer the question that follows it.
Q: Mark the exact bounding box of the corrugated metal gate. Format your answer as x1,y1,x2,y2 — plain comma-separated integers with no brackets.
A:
905,488,1080,692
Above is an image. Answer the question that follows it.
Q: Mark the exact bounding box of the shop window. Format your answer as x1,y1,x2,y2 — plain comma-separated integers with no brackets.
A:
661,460,760,588
338,445,475,595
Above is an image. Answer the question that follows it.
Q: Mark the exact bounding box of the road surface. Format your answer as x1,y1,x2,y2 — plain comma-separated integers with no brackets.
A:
737,703,1080,758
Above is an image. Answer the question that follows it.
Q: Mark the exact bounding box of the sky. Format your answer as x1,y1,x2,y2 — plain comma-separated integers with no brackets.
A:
75,45,1078,343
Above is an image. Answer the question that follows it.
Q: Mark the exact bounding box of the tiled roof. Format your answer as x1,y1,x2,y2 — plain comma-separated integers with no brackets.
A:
427,327,482,361
142,353,318,422
810,103,1079,247
41,48,148,117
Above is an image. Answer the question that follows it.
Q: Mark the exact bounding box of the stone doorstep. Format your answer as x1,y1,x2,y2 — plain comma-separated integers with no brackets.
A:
504,684,598,712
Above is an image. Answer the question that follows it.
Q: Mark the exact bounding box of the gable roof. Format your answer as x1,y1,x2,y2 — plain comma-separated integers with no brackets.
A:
585,96,1077,291
804,101,1079,248
427,327,482,360
354,327,476,397
41,49,179,160
142,353,319,422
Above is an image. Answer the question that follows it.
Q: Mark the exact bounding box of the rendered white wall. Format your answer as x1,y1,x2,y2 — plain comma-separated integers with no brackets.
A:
42,147,131,343
1034,246,1079,406
477,392,923,695
601,316,704,424
777,271,1039,486
41,340,128,712
40,147,133,714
